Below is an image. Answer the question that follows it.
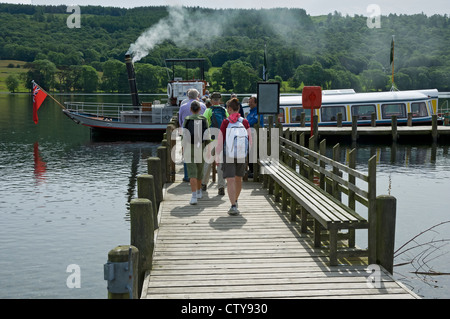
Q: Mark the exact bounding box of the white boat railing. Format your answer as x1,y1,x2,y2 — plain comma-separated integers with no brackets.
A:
64,102,179,124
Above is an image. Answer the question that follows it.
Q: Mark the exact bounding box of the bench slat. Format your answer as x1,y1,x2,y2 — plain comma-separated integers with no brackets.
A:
260,160,367,228
278,163,366,223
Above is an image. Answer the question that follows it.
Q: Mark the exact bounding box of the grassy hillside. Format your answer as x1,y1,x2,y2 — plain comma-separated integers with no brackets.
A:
0,60,28,92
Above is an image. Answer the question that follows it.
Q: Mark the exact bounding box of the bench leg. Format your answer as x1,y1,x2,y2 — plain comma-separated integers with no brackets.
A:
290,197,296,222
281,189,288,210
329,229,338,266
300,207,308,233
314,220,322,247
349,229,355,248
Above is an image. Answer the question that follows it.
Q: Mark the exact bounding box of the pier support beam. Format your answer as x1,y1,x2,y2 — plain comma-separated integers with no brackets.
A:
137,174,158,229
147,157,163,209
375,195,397,274
130,198,154,297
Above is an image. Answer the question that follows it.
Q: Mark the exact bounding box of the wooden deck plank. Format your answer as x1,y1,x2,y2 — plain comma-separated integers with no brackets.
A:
141,169,419,299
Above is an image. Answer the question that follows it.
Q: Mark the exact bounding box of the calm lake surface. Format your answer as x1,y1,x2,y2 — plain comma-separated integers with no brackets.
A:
1,93,449,299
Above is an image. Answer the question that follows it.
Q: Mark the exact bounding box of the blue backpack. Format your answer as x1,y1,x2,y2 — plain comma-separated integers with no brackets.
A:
210,106,227,128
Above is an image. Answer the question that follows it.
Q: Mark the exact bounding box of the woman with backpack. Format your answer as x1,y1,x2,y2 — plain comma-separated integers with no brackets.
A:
182,100,209,205
201,92,228,195
215,98,252,216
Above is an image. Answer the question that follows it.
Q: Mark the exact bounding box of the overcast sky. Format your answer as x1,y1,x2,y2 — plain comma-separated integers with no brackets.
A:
2,0,449,16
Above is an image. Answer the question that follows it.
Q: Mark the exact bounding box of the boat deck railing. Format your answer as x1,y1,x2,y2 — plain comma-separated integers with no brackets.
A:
64,102,180,123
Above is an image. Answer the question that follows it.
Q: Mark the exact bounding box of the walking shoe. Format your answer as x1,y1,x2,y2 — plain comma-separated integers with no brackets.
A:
190,196,197,205
228,205,240,216
196,189,202,199
218,187,225,196
201,184,207,191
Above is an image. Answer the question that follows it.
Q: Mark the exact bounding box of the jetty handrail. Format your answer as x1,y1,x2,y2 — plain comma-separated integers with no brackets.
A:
279,134,376,207
280,137,369,182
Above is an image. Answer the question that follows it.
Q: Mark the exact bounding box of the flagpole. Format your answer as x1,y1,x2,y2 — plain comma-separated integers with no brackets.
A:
391,36,394,85
31,80,66,110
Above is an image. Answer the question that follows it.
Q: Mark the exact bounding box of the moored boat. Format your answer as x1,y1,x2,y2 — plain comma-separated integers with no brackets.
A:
241,88,439,127
63,56,208,136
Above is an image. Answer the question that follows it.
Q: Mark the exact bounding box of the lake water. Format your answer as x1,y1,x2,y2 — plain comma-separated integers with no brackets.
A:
1,94,449,299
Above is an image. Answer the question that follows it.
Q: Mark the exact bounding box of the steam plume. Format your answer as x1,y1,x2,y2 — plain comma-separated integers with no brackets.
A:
127,6,226,62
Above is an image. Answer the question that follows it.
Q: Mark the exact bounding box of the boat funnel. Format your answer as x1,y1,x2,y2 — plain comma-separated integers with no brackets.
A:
125,54,141,109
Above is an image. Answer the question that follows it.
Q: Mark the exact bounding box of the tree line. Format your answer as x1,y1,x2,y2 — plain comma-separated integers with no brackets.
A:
1,3,449,94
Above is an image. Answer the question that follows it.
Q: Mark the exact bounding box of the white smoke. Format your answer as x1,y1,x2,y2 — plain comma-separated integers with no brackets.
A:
127,6,227,63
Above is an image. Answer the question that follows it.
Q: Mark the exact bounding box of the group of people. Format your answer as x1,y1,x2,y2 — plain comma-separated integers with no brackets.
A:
179,88,261,216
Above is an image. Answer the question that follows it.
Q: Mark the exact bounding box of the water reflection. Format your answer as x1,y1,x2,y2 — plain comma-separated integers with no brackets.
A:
33,141,47,183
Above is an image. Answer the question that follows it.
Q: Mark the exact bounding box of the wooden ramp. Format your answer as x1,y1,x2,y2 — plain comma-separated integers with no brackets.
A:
141,177,418,299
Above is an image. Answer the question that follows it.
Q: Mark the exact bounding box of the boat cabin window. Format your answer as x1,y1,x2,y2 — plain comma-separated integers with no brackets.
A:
411,102,428,117
320,106,346,122
351,104,376,120
290,107,311,122
381,103,406,119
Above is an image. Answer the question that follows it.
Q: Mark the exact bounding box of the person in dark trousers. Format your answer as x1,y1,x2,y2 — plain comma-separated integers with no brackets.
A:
182,100,209,205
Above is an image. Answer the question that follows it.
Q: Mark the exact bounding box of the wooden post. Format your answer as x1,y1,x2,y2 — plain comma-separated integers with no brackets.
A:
290,196,297,222
351,115,358,142
375,195,397,274
391,115,398,142
281,188,288,211
367,155,377,265
299,133,305,177
130,198,154,297
371,112,376,127
308,136,315,183
300,112,306,127
407,113,413,126
432,114,438,143
166,123,177,182
348,149,356,248
137,174,158,229
332,144,341,201
253,123,260,182
337,113,342,127
313,114,319,145
319,139,326,190
157,146,167,185
147,157,162,209
106,245,139,299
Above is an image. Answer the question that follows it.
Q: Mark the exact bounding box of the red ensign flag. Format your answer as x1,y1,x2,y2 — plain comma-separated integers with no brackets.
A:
33,82,47,124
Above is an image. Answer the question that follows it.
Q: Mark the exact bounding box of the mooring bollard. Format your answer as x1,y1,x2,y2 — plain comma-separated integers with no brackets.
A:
391,115,398,142
157,146,167,185
104,245,139,299
137,174,158,229
375,195,397,274
130,198,154,297
147,157,163,209
352,115,358,142
432,114,438,142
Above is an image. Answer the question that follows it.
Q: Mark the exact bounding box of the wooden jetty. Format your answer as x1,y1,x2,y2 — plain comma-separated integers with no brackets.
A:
141,175,418,299
293,114,450,143
105,118,420,299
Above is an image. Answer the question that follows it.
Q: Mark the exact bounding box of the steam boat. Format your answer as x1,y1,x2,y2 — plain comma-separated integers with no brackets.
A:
63,56,208,135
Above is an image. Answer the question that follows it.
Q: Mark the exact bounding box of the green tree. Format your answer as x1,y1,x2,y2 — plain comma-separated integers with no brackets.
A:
79,65,99,92
135,64,160,93
6,74,19,93
101,59,125,92
24,59,57,91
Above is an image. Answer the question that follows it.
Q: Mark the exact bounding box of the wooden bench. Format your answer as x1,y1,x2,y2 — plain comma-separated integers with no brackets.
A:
258,134,377,266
